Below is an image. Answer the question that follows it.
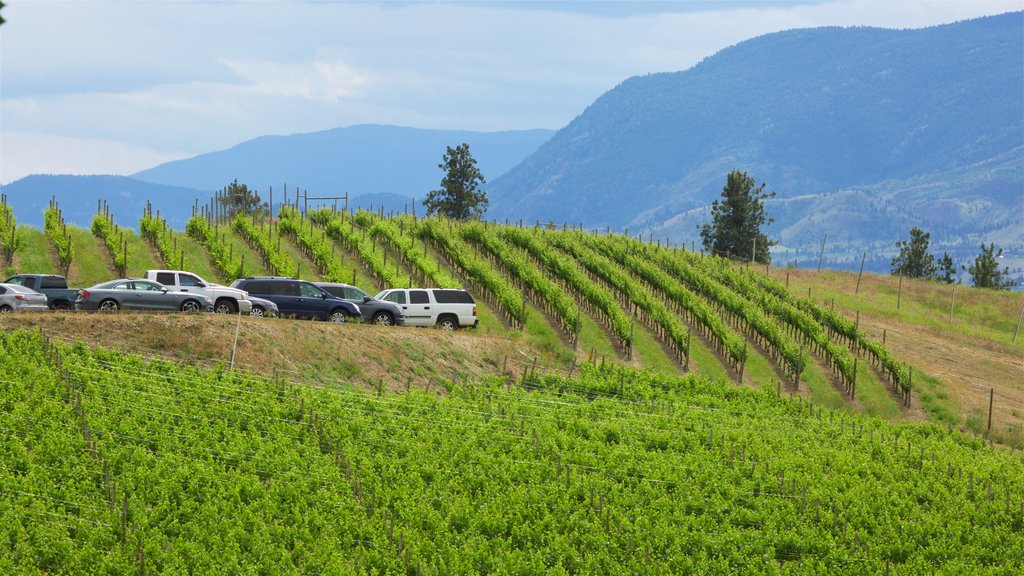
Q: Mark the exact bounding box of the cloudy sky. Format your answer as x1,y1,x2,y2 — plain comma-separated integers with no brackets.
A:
0,0,1018,184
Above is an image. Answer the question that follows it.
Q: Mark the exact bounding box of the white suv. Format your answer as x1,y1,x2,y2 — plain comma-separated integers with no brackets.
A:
374,288,477,330
144,270,253,315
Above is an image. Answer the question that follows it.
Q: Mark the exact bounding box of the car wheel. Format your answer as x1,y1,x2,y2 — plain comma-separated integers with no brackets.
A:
0,305,11,313
250,306,265,318
372,312,394,326
53,301,70,311
214,299,237,314
180,300,202,313
98,299,119,312
329,310,348,323
437,316,458,331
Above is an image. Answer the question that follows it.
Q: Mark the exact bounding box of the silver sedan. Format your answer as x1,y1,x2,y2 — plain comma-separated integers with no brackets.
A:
0,283,49,312
75,279,214,313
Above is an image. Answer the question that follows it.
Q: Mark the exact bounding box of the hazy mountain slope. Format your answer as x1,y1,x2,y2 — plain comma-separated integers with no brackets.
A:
132,124,554,200
0,175,206,229
486,13,1023,266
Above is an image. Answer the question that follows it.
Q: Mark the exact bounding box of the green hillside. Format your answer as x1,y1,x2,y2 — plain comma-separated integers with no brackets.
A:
1,329,1021,573
3,197,1023,444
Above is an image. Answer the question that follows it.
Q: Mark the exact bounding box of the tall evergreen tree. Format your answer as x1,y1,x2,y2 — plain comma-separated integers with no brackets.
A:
423,143,488,220
218,179,266,219
937,251,957,284
699,170,775,263
891,227,936,279
964,243,1015,290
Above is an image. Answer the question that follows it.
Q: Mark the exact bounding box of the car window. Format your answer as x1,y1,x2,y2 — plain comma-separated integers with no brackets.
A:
155,272,175,285
410,290,429,304
343,287,366,300
180,274,203,287
114,282,133,290
382,291,405,304
39,276,66,289
321,286,344,298
0,286,6,295
433,289,473,304
6,276,24,286
299,283,322,298
136,281,161,291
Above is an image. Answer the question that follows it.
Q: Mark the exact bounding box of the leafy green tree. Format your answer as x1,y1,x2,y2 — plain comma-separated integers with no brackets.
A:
699,170,776,263
963,243,1015,290
937,251,957,284
891,227,937,279
218,179,267,219
423,143,488,220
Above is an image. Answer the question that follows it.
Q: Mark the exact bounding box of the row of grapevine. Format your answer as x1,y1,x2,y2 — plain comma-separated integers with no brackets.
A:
500,225,634,353
277,207,355,282
230,213,298,277
544,230,697,368
0,194,20,267
185,215,244,281
43,200,73,276
138,202,187,270
4,329,1020,574
459,221,582,343
308,208,412,289
354,211,459,288
90,201,129,277
416,218,527,328
624,239,805,378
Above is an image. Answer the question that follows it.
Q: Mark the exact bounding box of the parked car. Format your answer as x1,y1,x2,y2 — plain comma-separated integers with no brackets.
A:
374,288,477,330
229,277,360,322
75,279,214,313
3,274,79,310
0,283,50,313
143,270,252,315
315,282,405,326
248,295,279,318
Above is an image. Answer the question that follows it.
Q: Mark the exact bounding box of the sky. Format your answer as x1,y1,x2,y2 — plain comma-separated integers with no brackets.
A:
1,0,1019,184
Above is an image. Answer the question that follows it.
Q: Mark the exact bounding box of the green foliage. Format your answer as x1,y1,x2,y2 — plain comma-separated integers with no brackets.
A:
139,208,188,270
964,243,1015,290
185,215,244,281
891,227,937,279
700,170,776,264
217,179,267,220
0,197,21,266
90,208,129,277
277,207,350,282
309,208,411,289
355,211,459,288
937,251,956,284
232,212,298,277
43,202,73,276
422,143,488,221
3,330,1021,573
417,218,527,327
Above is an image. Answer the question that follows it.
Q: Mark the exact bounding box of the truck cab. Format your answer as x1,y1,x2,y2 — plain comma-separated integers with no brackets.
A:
143,270,252,315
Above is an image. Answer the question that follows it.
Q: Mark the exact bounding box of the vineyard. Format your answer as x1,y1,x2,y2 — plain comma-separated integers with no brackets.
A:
0,195,1022,571
1,328,1021,573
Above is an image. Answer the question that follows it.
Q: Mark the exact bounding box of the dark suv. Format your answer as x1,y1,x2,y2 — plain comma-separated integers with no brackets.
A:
315,282,405,326
229,277,360,322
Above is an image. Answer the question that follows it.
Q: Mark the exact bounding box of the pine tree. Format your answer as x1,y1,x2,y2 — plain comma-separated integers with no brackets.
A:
699,170,776,263
964,243,1015,290
937,251,956,284
891,227,936,279
422,144,488,221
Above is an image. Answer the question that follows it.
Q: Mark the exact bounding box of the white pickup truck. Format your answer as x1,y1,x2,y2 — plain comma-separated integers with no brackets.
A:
374,288,477,330
143,270,252,315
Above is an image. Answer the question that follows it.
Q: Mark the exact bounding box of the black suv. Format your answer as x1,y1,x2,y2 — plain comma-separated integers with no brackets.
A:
229,277,360,322
315,282,405,326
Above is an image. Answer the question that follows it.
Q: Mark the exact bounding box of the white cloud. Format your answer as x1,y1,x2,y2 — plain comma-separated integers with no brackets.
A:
0,131,188,183
1,0,1020,183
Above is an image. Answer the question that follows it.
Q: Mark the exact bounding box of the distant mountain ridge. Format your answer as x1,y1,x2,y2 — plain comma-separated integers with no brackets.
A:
1,125,554,228
132,124,554,200
486,12,1023,270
